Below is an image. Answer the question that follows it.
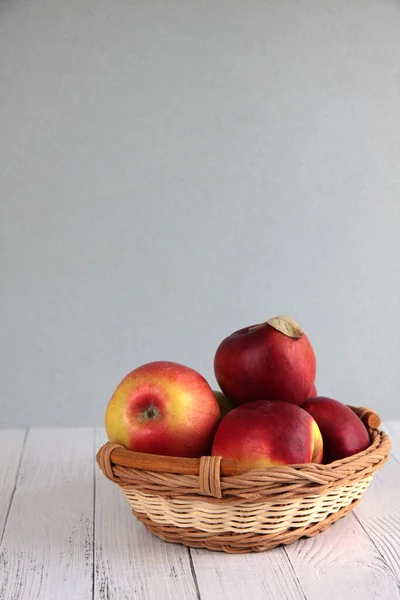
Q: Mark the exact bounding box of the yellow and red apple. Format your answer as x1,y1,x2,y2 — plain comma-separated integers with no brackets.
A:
212,400,323,471
105,361,221,457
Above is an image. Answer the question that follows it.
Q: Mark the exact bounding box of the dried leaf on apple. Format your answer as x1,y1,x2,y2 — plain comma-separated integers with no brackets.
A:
266,316,303,339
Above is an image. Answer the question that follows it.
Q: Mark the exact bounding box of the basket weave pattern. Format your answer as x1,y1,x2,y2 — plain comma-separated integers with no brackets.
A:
97,407,391,553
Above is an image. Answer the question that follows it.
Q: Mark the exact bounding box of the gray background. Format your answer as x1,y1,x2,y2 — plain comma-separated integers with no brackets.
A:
1,0,400,427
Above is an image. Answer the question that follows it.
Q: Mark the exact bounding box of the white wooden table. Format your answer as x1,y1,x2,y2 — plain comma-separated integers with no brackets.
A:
1,424,399,600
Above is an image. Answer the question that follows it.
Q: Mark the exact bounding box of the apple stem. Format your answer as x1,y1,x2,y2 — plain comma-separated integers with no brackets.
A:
139,406,159,421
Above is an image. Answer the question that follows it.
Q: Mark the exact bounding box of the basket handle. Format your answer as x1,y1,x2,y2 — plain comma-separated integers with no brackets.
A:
348,406,381,429
96,443,239,477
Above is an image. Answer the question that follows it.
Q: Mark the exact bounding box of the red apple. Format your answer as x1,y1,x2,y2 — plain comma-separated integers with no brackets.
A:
214,316,316,406
301,397,370,463
105,361,221,457
211,400,323,472
213,390,236,418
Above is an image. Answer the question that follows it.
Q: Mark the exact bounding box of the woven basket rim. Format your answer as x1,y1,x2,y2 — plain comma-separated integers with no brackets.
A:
97,428,390,486
97,404,386,477
96,405,391,503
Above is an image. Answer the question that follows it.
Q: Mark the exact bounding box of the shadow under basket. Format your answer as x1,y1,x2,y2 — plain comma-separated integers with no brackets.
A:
96,406,391,554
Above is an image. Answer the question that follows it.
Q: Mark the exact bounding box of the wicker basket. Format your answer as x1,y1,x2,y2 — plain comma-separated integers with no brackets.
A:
96,406,391,554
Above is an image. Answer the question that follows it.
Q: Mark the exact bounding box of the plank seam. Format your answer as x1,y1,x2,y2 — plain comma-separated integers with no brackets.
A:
0,428,29,547
188,548,201,600
282,546,308,600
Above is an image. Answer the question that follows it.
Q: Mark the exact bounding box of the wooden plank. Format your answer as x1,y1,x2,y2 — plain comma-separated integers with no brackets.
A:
0,429,27,539
285,503,399,599
283,422,400,599
94,428,198,600
351,421,400,586
0,428,94,600
190,545,305,600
